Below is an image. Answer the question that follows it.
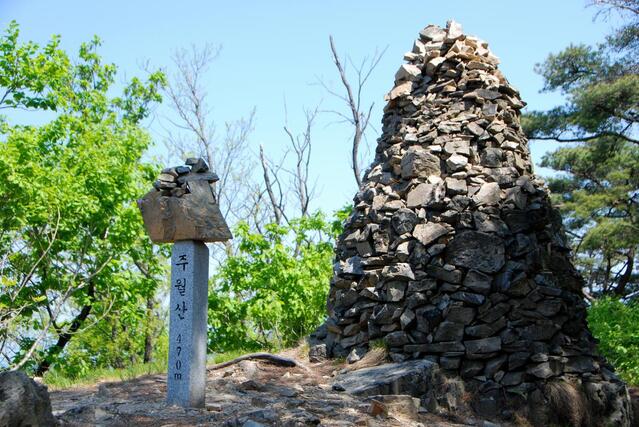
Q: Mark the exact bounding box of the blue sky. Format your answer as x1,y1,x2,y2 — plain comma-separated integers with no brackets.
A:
0,0,619,216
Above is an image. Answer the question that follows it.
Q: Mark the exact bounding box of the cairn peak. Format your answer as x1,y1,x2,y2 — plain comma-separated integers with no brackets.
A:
310,22,633,425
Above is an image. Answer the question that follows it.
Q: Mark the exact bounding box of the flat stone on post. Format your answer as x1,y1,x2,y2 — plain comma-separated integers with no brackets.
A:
167,240,209,408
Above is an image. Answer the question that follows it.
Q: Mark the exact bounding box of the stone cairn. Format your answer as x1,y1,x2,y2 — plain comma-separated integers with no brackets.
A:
310,21,633,425
153,157,218,197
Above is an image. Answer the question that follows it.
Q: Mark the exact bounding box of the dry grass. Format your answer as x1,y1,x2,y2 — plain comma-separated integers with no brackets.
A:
545,379,591,427
630,388,639,427
513,412,534,427
341,347,388,372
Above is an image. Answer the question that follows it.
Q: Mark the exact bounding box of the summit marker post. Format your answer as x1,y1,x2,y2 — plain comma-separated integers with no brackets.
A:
137,157,232,408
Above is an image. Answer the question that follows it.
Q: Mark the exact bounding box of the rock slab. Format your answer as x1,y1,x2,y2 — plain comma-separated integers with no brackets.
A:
333,360,438,397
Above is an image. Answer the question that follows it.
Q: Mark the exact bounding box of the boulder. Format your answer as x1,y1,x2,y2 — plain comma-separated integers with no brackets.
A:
0,371,56,427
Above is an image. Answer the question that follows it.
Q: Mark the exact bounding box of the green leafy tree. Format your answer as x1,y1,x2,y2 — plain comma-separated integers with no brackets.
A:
208,210,345,352
588,298,639,385
0,21,168,375
522,1,638,298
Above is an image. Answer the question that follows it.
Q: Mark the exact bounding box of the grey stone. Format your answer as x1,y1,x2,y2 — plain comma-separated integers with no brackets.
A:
481,148,503,167
400,309,416,329
446,20,463,41
419,25,446,42
167,241,209,408
465,337,502,355
446,154,468,172
465,324,493,338
433,321,464,342
450,291,485,305
461,360,484,378
445,178,467,195
463,270,492,294
501,371,523,386
401,147,441,178
382,263,415,281
426,265,463,283
445,231,505,273
406,183,434,208
446,306,476,324
308,343,327,363
395,64,421,82
0,371,56,427
508,352,530,370
472,182,501,206
341,256,364,276
440,357,461,370
387,81,414,100
527,362,554,379
484,355,507,377
404,341,465,353
466,122,485,136
386,281,407,302
392,208,418,235
385,331,410,347
413,222,449,246
332,360,439,397
347,347,367,364
443,139,470,156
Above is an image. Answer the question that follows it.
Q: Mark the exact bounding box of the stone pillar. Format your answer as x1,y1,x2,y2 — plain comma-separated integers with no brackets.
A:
167,240,209,408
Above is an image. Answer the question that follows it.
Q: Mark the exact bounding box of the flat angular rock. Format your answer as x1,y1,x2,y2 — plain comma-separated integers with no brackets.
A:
445,231,505,273
472,182,501,206
382,263,415,281
433,321,464,342
412,222,449,247
332,360,439,397
419,25,446,42
391,208,418,235
395,64,421,82
445,20,463,41
443,139,470,156
465,337,502,355
388,81,414,100
463,270,492,294
406,183,434,208
446,154,468,172
401,147,441,178
445,178,467,196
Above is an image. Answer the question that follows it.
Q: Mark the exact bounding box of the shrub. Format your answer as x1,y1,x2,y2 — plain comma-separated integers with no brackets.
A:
588,298,639,386
208,210,345,352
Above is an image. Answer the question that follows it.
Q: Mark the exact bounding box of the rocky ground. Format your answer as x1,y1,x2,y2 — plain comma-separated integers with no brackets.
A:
49,348,489,427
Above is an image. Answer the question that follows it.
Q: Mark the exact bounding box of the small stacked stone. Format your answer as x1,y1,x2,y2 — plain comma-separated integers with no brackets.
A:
310,21,632,423
153,158,219,198
139,157,231,244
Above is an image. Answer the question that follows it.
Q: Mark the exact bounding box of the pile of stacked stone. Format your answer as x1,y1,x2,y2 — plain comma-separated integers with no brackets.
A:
153,157,219,197
138,157,232,243
311,21,632,424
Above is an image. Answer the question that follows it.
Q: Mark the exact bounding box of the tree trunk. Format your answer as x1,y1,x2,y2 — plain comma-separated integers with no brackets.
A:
35,282,95,376
614,248,635,297
143,296,154,363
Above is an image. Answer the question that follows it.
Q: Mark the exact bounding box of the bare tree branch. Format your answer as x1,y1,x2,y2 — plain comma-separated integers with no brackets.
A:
260,145,285,225
321,36,387,188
